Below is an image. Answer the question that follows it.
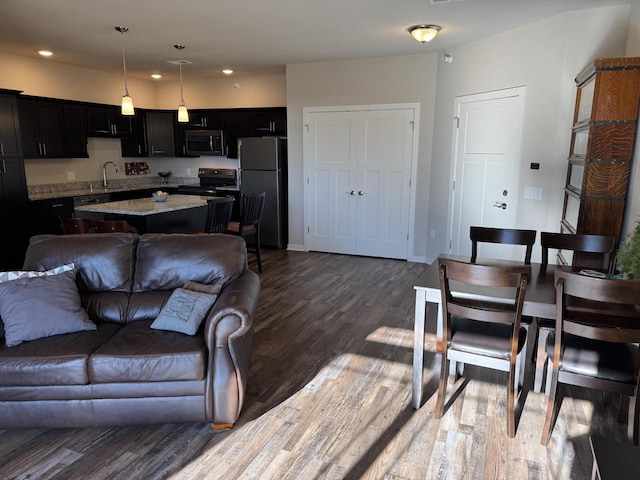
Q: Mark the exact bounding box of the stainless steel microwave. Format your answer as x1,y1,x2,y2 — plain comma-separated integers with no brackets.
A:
185,130,224,156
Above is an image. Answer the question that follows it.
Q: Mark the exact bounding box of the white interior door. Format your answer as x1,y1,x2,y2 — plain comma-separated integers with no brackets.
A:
449,87,525,260
356,109,414,259
306,111,358,254
306,107,415,259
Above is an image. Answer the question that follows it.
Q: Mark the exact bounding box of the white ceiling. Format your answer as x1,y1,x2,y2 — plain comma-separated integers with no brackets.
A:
0,0,631,81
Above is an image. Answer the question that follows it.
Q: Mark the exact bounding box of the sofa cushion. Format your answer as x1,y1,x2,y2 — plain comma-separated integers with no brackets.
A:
89,320,206,383
0,269,97,347
132,234,246,293
0,323,121,386
23,233,137,293
151,286,220,335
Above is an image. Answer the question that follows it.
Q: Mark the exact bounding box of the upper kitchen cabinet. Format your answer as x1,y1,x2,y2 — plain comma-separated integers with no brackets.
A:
18,98,69,158
121,111,148,157
63,104,89,158
185,110,223,129
87,105,132,137
146,111,175,157
0,91,23,158
250,107,287,136
223,110,252,158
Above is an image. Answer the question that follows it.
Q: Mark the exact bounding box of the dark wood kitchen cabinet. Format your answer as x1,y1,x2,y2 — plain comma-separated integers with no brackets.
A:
0,92,23,158
28,196,75,236
87,105,132,137
121,111,148,157
18,98,69,158
184,110,223,129
63,104,89,158
1,91,29,268
223,110,252,158
146,112,175,157
250,108,287,136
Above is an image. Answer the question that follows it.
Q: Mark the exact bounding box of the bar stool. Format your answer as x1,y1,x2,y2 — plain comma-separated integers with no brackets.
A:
227,192,265,273
60,217,95,234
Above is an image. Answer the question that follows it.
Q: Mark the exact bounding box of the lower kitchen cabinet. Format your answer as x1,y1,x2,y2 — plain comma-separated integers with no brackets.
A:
29,196,74,236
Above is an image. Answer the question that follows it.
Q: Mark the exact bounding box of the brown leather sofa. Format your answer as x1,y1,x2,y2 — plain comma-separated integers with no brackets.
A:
0,233,260,429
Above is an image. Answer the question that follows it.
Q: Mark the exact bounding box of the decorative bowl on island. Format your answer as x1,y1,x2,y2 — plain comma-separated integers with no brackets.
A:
152,191,169,202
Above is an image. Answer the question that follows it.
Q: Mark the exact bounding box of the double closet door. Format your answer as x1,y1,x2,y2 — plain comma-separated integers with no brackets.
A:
305,107,415,259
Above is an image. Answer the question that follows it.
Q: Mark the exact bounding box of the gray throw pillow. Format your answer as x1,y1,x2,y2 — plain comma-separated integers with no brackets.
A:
150,287,219,336
0,268,96,347
0,262,75,283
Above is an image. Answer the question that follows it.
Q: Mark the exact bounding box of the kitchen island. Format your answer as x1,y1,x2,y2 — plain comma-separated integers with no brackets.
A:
75,194,214,233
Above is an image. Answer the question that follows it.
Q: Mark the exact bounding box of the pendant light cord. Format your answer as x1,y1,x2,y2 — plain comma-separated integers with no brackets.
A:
178,47,185,105
118,27,130,96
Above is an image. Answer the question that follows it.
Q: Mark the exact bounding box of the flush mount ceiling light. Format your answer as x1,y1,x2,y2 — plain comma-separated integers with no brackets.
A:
408,24,441,43
151,74,162,79
174,44,189,123
222,69,234,75
115,26,134,115
37,50,53,57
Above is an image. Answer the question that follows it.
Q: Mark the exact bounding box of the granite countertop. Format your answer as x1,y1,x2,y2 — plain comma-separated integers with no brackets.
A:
74,194,212,216
28,182,184,201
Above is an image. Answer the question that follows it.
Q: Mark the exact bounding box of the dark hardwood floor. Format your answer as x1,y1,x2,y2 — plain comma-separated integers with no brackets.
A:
0,249,633,479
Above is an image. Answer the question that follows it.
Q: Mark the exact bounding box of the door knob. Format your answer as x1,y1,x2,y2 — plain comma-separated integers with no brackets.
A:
348,190,356,195
358,191,367,196
493,202,507,209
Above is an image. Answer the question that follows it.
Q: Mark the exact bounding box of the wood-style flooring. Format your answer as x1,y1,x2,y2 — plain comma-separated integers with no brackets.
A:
0,249,633,479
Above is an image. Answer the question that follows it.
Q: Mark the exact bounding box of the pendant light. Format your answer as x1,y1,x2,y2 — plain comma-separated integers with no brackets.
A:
174,44,189,123
115,26,134,115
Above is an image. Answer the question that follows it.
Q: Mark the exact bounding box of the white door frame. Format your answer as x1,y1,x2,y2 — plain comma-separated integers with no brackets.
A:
303,103,421,260
446,87,526,254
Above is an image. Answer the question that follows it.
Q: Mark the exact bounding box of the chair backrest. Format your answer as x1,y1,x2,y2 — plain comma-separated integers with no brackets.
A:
554,271,640,342
541,232,615,271
204,196,234,233
239,192,266,232
95,220,138,234
470,226,537,264
60,217,95,234
438,257,530,328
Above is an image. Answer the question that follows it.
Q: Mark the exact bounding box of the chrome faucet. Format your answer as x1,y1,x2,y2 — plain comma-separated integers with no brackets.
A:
102,161,119,188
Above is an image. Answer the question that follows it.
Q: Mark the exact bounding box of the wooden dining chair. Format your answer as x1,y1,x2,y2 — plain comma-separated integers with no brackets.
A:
60,217,95,234
541,270,640,445
94,220,138,233
470,226,537,265
435,257,531,438
204,197,235,234
226,192,266,273
533,232,617,392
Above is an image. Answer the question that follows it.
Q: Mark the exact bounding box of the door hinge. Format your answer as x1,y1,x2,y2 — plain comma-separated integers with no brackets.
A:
307,176,310,184
304,124,310,133
455,117,460,128
307,226,310,233
452,180,455,191
409,120,415,130
449,239,452,250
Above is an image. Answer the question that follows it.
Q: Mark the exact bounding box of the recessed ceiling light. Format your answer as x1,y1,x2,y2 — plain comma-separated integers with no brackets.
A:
222,69,233,75
151,74,162,79
38,50,53,57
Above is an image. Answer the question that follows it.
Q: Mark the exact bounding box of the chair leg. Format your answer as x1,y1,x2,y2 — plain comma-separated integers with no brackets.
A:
629,393,640,445
255,229,262,273
507,362,517,437
541,362,560,445
434,352,450,419
534,327,551,393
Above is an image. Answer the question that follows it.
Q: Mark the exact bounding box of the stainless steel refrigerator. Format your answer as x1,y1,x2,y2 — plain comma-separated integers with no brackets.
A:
238,137,287,249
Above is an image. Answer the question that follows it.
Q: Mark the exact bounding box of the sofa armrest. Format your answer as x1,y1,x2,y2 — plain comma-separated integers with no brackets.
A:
202,268,260,425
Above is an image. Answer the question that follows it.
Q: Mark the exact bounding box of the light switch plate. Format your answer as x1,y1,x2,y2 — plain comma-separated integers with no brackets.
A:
67,171,75,180
523,186,542,200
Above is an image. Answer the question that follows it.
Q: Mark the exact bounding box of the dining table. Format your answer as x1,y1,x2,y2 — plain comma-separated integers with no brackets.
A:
411,254,560,409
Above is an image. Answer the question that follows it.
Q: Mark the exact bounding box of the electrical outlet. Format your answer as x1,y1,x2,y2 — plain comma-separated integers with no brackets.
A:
67,171,76,180
186,168,192,176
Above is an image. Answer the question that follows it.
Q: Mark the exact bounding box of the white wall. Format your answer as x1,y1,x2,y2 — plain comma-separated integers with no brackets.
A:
286,53,438,258
427,5,630,263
